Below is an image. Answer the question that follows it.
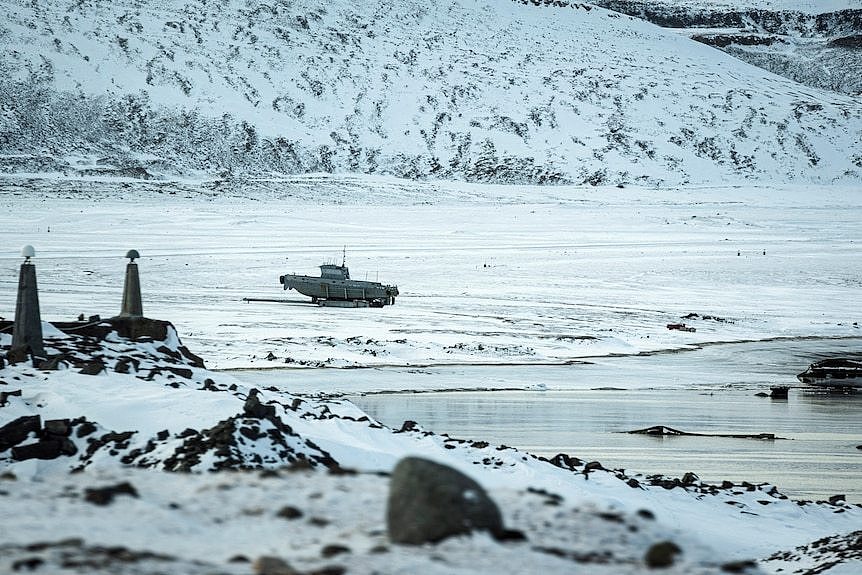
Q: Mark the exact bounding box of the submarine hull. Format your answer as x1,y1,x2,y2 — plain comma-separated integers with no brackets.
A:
280,274,398,305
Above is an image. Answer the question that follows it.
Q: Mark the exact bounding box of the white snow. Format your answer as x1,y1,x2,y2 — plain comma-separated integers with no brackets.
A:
2,178,859,372
1,176,860,573
0,0,860,570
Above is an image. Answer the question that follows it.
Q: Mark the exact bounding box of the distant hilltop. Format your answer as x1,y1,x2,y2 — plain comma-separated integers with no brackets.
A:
1,0,860,186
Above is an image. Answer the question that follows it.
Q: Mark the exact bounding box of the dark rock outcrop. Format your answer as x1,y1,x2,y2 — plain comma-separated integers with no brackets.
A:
830,35,862,48
644,541,682,568
79,360,105,375
386,456,503,544
692,34,784,48
38,354,69,371
253,556,298,575
0,415,41,452
83,481,139,505
276,505,304,520
12,437,77,460
244,389,276,419
0,388,23,406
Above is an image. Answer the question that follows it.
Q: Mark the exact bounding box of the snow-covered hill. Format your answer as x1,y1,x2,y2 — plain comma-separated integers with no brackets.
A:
1,0,860,185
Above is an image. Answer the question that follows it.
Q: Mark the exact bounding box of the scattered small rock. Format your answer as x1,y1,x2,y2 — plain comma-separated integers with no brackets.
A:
637,509,655,520
83,482,139,506
645,541,682,568
308,567,346,575
320,544,350,558
12,438,76,461
244,388,276,419
114,357,138,374
79,361,105,376
544,454,582,470
38,354,68,371
0,415,41,451
44,419,72,437
308,517,330,527
253,556,298,575
75,421,97,438
494,528,527,542
163,366,193,379
11,557,44,571
721,559,757,573
276,505,304,520
397,420,420,433
681,472,699,486
526,486,563,505
0,388,23,407
386,456,504,544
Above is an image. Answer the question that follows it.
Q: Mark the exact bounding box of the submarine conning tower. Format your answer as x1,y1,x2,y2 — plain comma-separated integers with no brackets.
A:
319,264,350,280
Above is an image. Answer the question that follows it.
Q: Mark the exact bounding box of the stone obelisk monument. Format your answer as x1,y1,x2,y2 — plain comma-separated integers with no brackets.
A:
12,245,45,359
120,250,143,317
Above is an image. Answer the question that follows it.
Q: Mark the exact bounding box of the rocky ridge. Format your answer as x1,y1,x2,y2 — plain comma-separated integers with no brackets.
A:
592,1,862,95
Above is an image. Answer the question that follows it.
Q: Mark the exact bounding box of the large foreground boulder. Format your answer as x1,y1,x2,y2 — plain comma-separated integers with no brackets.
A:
387,456,503,544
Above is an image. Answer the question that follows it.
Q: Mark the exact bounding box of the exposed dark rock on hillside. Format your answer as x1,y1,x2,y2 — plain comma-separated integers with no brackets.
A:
592,2,862,95
593,3,862,36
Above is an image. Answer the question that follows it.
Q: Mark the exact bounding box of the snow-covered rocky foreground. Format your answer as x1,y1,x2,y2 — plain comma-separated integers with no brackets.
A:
1,176,861,574
0,318,859,575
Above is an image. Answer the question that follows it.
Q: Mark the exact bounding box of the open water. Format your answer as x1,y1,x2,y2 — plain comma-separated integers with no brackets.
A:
233,337,862,502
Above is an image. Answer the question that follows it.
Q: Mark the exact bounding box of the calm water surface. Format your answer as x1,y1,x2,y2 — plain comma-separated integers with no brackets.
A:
353,387,861,502
232,338,862,502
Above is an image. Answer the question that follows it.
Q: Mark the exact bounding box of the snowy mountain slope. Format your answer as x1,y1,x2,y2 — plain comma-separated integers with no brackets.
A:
1,0,860,185
593,1,862,95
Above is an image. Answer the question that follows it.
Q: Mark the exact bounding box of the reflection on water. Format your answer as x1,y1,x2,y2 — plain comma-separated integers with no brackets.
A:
350,338,862,503
353,388,861,502
232,337,862,502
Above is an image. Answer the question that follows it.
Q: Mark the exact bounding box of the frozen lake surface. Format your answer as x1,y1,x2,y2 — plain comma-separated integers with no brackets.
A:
231,337,862,502
3,177,861,505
